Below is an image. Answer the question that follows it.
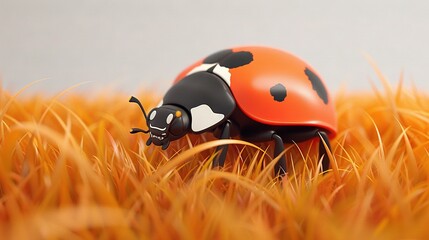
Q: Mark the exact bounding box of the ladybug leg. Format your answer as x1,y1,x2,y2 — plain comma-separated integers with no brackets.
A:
272,133,287,177
317,131,331,173
213,120,232,168
241,131,287,177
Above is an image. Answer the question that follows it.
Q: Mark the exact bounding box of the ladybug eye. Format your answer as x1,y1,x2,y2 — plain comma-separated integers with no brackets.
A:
149,110,156,120
166,113,173,124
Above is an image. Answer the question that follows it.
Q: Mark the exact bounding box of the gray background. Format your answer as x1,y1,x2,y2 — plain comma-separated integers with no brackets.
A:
1,0,428,95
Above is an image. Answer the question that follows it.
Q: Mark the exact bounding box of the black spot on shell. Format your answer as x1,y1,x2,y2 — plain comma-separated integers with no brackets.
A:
304,67,328,104
270,83,287,102
219,51,253,69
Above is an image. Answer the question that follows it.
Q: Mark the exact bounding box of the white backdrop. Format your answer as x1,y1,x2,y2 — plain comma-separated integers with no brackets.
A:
1,0,428,94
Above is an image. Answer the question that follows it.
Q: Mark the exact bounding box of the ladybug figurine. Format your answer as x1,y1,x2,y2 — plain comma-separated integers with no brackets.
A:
130,46,337,176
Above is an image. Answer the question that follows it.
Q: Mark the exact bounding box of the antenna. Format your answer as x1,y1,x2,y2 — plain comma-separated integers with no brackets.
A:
129,96,150,134
130,127,149,134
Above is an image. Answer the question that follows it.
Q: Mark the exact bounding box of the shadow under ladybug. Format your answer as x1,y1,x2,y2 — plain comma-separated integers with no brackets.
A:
130,46,337,177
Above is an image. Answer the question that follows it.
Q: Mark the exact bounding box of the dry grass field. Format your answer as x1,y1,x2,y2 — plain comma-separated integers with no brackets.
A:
1,75,429,239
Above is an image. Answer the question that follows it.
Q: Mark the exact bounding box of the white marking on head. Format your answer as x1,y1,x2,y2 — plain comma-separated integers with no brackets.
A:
187,63,216,76
149,124,166,131
190,104,225,132
166,113,173,124
150,132,165,140
149,110,157,120
212,65,231,85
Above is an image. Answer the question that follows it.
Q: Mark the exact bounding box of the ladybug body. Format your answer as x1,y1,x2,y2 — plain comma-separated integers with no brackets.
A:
130,46,337,176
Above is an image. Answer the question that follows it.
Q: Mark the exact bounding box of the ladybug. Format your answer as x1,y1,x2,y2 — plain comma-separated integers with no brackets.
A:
130,46,337,176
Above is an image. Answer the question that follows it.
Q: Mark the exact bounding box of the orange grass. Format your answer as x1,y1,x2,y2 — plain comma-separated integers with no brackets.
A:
1,79,429,240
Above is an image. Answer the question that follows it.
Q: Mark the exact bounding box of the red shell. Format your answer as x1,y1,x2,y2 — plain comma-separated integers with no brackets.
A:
174,46,337,135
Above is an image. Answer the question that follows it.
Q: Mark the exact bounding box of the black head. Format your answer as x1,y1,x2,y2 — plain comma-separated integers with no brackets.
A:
129,96,190,150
